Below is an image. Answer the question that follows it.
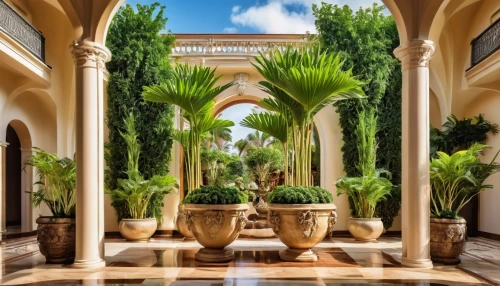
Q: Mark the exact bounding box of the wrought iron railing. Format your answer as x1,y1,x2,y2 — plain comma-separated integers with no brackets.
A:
470,18,500,68
172,34,307,57
0,0,45,62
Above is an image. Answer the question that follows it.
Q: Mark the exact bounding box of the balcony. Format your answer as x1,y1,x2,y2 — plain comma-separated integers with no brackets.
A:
0,0,45,63
171,34,307,59
470,18,500,68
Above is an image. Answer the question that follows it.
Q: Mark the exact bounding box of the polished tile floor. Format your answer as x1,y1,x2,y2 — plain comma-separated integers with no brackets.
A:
0,236,498,285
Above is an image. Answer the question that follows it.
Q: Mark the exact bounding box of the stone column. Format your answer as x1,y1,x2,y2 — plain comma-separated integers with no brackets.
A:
20,148,33,232
0,142,8,238
394,40,435,269
70,41,111,269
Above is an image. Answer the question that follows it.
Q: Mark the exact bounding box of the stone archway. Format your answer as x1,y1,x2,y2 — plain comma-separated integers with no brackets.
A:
5,120,33,233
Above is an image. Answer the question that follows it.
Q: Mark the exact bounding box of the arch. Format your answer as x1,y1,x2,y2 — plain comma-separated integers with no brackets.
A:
5,119,33,232
213,94,266,116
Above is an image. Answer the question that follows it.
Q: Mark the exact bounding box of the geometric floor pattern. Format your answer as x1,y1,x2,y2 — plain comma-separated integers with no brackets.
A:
1,236,498,285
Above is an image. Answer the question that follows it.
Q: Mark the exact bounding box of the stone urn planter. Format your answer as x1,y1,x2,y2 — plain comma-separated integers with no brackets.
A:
347,217,384,241
184,204,249,262
253,184,270,229
268,204,337,262
36,217,75,264
176,204,195,240
119,218,157,241
430,217,467,264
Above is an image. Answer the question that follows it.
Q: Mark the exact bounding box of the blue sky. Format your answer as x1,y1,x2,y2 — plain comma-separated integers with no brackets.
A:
125,0,383,34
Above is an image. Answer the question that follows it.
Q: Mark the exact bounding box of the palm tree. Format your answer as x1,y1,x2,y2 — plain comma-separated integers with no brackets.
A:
234,139,250,157
246,130,272,148
253,46,365,186
143,64,235,192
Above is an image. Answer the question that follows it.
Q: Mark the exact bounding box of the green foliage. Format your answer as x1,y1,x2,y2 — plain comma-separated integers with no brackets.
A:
430,114,499,158
336,173,392,218
107,114,177,221
244,147,284,185
182,186,248,204
314,3,401,228
201,149,234,187
430,143,500,219
356,109,378,176
24,148,76,218
106,2,175,192
268,186,333,204
226,160,243,178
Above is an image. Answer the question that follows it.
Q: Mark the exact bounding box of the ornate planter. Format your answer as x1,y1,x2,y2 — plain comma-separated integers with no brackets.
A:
268,203,337,262
36,217,75,264
430,217,467,264
253,185,270,229
183,204,249,262
119,218,157,242
347,217,384,241
176,204,195,240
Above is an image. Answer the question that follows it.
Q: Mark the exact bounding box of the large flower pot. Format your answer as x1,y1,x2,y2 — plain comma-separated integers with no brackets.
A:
430,217,467,264
184,204,249,262
176,204,195,240
347,217,384,242
119,218,157,242
268,203,337,262
36,217,75,264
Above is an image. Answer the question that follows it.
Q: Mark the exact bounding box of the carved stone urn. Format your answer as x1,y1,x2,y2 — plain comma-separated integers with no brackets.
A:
268,204,337,262
347,218,384,241
253,182,270,229
36,217,75,264
430,217,467,264
176,204,195,240
183,204,249,262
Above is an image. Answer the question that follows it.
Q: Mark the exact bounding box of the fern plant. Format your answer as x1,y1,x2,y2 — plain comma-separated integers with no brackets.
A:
430,143,500,218
107,114,177,221
24,148,76,218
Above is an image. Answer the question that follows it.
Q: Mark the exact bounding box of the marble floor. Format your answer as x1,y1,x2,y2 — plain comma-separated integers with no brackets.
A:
0,235,498,285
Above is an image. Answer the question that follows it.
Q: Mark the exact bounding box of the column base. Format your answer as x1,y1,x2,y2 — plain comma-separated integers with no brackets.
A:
71,258,106,269
402,257,433,269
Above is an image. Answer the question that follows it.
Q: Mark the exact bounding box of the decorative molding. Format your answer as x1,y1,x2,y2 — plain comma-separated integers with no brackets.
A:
268,210,280,232
183,211,193,231
0,0,45,62
326,211,337,236
394,40,435,70
234,73,249,95
0,142,9,147
203,210,224,238
297,210,318,239
70,41,111,69
237,211,248,231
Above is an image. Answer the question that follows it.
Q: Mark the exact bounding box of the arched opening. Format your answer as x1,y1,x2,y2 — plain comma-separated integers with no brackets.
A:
5,125,22,231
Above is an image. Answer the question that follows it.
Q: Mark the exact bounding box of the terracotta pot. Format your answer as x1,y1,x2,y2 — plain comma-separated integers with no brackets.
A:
118,218,157,241
183,204,249,262
36,217,75,264
430,217,467,264
268,203,337,262
176,204,195,240
347,217,384,241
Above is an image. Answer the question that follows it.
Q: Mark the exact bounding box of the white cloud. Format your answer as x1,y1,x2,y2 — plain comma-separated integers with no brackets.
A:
230,0,383,34
223,27,238,33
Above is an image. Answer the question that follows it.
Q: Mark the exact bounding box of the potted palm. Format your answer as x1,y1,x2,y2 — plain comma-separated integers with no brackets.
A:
252,46,364,261
25,148,76,264
336,109,392,241
107,114,177,241
142,64,235,241
182,186,248,262
429,143,500,264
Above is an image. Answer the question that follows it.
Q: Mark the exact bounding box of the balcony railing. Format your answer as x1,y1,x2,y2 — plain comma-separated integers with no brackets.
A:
172,34,307,57
470,18,500,68
0,0,45,63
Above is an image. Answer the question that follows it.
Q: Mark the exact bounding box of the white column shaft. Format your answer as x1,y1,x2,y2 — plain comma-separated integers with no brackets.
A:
395,40,435,269
0,142,7,239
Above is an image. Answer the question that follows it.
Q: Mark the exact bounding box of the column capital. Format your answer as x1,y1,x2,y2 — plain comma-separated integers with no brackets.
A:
394,40,435,70
70,41,111,69
0,142,9,147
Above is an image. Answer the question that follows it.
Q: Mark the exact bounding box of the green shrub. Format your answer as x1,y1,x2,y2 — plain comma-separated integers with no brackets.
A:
267,186,333,204
183,186,248,204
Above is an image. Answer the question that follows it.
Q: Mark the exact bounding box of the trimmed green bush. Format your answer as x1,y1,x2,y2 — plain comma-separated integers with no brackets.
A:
183,186,248,205
267,186,333,204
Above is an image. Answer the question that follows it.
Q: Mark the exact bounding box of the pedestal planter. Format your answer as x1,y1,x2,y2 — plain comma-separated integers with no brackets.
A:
176,204,195,240
36,217,75,264
430,217,467,264
347,218,384,241
184,204,249,262
119,218,157,241
268,203,337,262
253,187,270,229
